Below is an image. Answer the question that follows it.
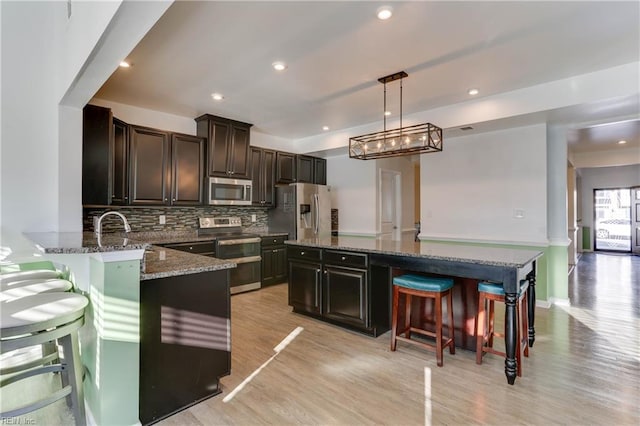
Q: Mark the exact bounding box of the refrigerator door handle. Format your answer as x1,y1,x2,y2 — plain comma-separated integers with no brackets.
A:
314,193,320,235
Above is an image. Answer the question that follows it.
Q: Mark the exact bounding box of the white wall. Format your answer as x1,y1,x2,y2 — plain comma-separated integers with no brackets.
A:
376,156,416,233
578,164,640,250
326,155,377,235
1,1,62,254
420,124,548,245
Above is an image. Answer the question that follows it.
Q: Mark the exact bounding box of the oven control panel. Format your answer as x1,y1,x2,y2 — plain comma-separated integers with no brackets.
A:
199,216,242,228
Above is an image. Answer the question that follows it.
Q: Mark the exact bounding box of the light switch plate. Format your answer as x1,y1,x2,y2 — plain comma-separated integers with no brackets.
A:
159,215,166,225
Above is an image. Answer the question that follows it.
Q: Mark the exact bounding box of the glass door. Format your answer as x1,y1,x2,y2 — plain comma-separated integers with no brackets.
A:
594,188,632,252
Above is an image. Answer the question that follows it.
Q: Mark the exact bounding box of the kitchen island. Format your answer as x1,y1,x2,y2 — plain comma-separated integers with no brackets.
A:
285,236,542,385
23,231,236,425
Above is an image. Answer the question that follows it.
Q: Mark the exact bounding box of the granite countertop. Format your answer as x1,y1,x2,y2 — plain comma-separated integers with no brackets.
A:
140,246,235,281
286,236,543,268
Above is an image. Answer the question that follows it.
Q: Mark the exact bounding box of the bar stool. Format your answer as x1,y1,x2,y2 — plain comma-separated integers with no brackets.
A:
0,269,61,285
1,278,73,301
475,280,529,376
1,292,88,425
391,274,455,367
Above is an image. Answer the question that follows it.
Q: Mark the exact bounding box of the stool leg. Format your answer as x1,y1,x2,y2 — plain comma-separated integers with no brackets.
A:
391,285,399,351
435,292,444,367
522,292,529,358
447,290,455,355
59,332,86,426
404,293,412,339
476,292,485,364
488,300,495,348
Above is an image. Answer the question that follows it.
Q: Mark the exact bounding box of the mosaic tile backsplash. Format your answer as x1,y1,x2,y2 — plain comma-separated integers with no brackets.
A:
84,206,270,233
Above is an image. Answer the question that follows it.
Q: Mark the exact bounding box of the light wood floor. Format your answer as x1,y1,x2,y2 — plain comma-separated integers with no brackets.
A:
3,253,639,425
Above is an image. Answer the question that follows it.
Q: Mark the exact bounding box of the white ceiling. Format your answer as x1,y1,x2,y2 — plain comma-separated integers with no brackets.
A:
95,1,640,156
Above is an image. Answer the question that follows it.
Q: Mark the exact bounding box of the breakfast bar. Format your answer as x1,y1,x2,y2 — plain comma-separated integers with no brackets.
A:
286,236,543,385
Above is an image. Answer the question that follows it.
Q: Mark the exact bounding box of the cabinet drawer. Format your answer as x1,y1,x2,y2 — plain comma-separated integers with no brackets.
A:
324,250,368,268
262,235,287,247
164,241,215,255
287,246,322,262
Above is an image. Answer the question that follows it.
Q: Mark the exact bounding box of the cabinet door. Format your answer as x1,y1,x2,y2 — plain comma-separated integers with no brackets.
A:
208,119,232,177
288,260,322,314
129,126,170,205
250,147,263,205
323,265,368,328
82,104,112,205
111,118,129,204
171,134,204,205
263,246,287,286
229,124,250,178
262,149,276,206
296,155,314,183
276,152,296,183
314,157,327,185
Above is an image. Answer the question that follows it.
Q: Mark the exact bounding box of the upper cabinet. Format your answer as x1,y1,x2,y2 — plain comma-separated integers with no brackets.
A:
82,105,204,207
276,152,296,184
275,152,326,185
128,126,171,205
195,114,252,179
250,147,276,206
82,105,129,205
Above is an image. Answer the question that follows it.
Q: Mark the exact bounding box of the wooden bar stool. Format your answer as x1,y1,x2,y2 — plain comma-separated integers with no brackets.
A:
1,292,88,425
391,274,455,367
475,280,529,376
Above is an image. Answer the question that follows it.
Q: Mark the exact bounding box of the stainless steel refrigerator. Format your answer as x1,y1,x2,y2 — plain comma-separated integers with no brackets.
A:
268,183,331,240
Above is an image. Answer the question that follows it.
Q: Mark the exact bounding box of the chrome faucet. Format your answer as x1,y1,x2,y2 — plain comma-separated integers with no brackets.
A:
95,211,132,235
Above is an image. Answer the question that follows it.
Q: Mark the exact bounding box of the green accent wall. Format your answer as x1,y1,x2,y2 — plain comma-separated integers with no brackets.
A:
582,226,591,250
421,239,555,302
546,244,568,300
82,257,141,426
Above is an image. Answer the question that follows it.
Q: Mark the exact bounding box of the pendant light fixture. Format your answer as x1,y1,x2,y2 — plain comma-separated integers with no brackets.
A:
349,71,442,160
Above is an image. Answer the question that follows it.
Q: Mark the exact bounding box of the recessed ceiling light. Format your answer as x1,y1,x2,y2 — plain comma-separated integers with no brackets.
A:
384,111,391,116
211,93,224,101
322,126,329,131
468,88,479,96
119,61,131,68
618,140,627,144
272,61,287,71
377,6,393,20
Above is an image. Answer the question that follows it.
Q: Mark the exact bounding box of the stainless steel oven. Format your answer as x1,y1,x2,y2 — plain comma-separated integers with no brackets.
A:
216,236,262,294
198,216,262,295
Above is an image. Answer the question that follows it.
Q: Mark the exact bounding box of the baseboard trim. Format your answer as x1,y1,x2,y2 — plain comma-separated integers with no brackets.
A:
549,297,571,307
536,300,552,309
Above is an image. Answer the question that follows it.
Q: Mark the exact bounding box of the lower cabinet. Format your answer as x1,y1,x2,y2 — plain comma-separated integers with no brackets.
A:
287,246,385,335
261,235,287,286
139,269,230,425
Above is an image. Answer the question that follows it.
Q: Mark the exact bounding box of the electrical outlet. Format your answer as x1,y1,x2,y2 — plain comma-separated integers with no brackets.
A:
159,215,166,225
514,209,525,219
251,214,256,223
159,250,166,261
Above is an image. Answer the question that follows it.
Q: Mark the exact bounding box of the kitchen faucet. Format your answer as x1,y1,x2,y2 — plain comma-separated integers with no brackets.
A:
95,211,132,235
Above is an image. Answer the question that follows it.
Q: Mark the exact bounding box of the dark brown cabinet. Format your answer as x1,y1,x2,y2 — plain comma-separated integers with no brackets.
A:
129,125,171,205
288,246,385,335
314,157,327,185
276,151,296,184
275,152,326,185
170,134,205,205
261,235,287,286
82,104,129,205
250,147,276,206
195,114,252,179
128,126,204,206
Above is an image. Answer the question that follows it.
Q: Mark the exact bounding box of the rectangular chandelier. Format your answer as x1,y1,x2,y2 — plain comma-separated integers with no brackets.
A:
349,122,442,160
349,71,443,160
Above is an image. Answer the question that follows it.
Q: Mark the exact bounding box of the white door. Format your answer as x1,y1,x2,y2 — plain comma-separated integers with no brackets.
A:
379,169,401,240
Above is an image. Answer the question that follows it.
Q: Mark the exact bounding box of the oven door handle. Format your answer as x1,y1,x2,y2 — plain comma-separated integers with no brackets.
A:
229,255,262,264
217,237,262,246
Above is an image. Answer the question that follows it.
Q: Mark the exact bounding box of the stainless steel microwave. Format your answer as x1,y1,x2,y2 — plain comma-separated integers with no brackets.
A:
207,177,252,205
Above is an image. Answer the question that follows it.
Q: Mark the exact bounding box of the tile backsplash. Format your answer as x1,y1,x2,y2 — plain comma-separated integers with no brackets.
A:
84,206,270,233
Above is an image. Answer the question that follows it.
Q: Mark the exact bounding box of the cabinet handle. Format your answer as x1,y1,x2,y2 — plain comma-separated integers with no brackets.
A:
273,239,277,243
324,270,327,274
273,249,277,253
164,198,168,201
189,246,193,250
124,196,128,200
300,251,305,255
341,256,346,261
172,198,176,202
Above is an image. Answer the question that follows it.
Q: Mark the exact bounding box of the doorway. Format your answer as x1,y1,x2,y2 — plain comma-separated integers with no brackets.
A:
593,188,632,252
379,169,401,240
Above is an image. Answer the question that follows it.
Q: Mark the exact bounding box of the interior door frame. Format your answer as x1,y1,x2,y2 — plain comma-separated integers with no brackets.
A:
632,186,640,255
593,187,633,253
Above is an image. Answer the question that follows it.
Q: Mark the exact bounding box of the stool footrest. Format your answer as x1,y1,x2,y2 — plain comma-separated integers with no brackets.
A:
1,385,71,418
